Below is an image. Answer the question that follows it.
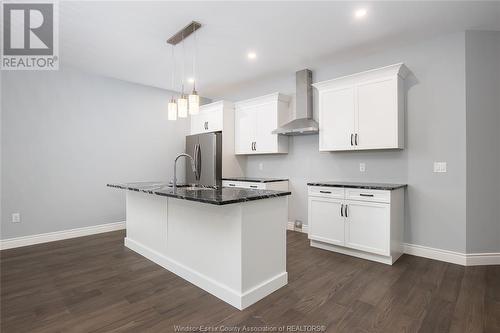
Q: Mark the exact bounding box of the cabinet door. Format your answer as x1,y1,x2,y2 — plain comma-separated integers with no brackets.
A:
319,87,355,151
344,201,390,256
355,78,398,149
204,110,223,132
308,197,345,246
254,103,278,153
190,113,206,135
234,107,256,154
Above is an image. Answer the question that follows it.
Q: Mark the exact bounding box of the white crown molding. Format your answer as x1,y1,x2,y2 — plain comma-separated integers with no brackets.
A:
0,221,126,250
200,100,234,111
312,63,409,91
235,92,291,109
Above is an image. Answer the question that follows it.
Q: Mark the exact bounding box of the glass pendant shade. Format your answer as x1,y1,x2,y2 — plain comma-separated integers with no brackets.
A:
188,90,200,115
167,99,177,120
177,95,188,118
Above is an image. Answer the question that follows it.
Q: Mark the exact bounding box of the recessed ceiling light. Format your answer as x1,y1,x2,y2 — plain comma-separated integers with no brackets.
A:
187,77,195,83
354,8,367,18
247,52,257,60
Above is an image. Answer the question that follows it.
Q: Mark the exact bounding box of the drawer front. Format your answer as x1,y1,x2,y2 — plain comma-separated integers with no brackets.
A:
308,186,344,199
222,180,266,190
345,188,390,203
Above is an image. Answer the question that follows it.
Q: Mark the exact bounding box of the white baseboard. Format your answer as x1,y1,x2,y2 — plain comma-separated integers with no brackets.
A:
287,227,499,266
0,221,126,250
465,252,500,266
403,243,466,265
125,237,287,310
403,243,500,266
287,221,308,234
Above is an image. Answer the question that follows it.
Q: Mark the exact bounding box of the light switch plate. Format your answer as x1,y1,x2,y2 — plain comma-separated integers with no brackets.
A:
259,162,264,171
359,163,366,172
433,162,447,173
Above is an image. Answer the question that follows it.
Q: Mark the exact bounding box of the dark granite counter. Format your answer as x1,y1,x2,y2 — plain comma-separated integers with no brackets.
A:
307,181,406,191
223,177,288,183
107,182,291,205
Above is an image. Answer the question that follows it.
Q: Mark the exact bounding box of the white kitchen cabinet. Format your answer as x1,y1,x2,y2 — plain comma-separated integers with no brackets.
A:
318,86,355,151
234,93,290,155
190,103,223,134
344,201,390,256
308,197,345,247
190,101,245,177
313,63,409,151
234,106,256,154
307,185,404,265
222,179,289,191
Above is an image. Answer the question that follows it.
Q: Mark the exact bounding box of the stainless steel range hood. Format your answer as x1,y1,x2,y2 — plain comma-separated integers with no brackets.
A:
272,69,319,136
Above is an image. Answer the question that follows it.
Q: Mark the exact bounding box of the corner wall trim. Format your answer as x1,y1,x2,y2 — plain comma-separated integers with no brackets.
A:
287,221,308,234
0,221,126,250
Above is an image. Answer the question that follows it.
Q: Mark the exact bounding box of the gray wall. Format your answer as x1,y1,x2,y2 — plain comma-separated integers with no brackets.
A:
219,32,468,253
1,66,190,239
465,31,500,253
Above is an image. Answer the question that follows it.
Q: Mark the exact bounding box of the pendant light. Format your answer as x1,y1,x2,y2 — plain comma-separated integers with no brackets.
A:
188,25,199,115
177,31,188,118
167,46,177,121
166,21,202,121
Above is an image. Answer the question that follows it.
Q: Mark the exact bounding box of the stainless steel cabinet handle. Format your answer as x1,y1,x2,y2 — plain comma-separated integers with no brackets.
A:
344,205,348,217
341,204,344,217
319,190,331,194
355,133,358,145
359,193,374,197
229,183,235,187
250,185,258,188
351,134,354,146
254,141,256,151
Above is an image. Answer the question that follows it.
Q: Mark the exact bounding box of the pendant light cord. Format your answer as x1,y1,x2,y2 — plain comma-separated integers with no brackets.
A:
171,45,175,98
181,31,185,95
193,26,196,91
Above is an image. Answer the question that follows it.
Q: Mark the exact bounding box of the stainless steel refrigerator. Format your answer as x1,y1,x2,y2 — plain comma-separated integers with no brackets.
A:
185,131,222,188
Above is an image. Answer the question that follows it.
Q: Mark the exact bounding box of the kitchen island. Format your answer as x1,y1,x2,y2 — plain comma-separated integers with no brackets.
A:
108,182,291,310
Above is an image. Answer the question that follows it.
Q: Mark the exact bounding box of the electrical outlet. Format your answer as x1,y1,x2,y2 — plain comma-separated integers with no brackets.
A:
259,162,264,171
359,163,366,172
433,162,447,173
12,213,20,223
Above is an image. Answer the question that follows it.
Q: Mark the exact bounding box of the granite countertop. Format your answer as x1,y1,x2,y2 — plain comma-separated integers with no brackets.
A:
107,182,291,205
307,181,407,191
222,177,288,183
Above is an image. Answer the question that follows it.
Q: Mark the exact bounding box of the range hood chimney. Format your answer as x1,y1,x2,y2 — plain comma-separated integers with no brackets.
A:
272,69,319,136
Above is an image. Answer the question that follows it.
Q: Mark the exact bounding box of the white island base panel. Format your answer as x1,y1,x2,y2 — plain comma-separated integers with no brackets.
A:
124,191,288,310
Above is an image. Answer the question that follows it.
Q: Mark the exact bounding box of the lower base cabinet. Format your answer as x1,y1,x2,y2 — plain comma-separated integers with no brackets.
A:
308,186,404,265
222,180,289,191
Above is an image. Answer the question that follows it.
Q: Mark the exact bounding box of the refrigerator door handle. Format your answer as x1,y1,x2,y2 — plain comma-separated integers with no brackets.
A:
196,143,202,180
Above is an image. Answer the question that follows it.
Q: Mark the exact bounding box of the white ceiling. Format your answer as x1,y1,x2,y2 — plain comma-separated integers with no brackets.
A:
60,1,500,98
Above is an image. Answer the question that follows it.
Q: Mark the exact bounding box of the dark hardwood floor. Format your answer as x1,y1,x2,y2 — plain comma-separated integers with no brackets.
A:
1,230,499,333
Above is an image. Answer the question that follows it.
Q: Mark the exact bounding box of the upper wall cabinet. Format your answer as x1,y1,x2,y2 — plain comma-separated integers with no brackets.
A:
234,93,290,155
313,63,409,151
190,100,245,177
190,101,227,135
